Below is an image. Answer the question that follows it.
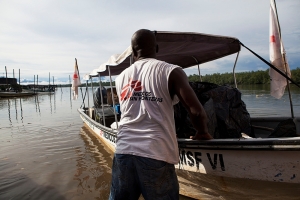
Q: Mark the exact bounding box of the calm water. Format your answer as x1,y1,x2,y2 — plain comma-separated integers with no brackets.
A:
0,85,299,200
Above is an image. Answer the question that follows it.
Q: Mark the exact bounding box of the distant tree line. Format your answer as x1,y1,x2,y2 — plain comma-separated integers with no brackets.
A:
58,68,300,88
61,81,114,87
188,67,300,85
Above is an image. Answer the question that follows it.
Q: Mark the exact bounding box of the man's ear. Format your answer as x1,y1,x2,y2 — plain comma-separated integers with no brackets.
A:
156,44,159,53
132,47,137,56
131,48,138,61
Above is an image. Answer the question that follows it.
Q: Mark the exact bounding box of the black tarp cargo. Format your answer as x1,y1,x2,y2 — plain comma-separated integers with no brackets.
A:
95,107,120,127
93,87,107,108
174,82,251,139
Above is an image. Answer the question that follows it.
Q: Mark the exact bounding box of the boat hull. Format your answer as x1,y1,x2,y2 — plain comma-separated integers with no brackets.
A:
0,92,36,98
78,108,300,199
176,139,300,183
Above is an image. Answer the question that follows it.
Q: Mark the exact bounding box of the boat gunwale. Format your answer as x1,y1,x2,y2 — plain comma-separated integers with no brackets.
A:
78,108,117,136
78,108,300,151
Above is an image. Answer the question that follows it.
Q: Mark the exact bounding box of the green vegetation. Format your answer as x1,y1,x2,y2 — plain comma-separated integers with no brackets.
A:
87,81,115,87
188,68,300,85
60,81,114,88
58,68,300,88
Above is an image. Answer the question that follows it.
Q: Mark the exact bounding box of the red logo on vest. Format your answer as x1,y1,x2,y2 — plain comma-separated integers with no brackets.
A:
120,79,142,101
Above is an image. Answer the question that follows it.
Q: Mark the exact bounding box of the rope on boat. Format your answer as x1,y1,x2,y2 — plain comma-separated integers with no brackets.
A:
240,42,300,88
240,42,297,119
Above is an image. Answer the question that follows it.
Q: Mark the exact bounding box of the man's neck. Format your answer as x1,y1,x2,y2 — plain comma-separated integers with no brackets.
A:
135,52,156,62
136,56,155,61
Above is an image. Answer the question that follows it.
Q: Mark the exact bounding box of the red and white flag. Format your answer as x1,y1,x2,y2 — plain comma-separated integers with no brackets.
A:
72,58,81,100
269,0,291,99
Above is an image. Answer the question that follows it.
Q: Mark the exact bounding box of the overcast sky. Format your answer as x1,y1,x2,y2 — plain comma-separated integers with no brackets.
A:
0,0,299,83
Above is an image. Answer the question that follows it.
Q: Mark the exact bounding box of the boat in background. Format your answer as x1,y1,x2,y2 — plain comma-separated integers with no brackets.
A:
0,91,36,98
77,31,300,199
24,84,56,95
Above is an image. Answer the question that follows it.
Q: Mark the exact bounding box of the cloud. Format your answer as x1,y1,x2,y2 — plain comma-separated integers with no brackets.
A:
0,0,299,82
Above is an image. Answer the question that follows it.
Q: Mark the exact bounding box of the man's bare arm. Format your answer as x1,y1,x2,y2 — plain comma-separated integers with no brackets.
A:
169,68,213,140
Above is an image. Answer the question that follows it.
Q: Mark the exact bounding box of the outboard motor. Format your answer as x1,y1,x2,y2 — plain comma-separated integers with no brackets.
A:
93,87,107,108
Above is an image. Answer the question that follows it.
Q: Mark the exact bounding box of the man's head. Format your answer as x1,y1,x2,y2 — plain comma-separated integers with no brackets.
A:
131,29,158,61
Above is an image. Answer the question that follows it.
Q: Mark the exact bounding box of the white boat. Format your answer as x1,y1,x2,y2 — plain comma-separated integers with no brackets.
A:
23,87,55,95
78,31,300,199
0,91,36,98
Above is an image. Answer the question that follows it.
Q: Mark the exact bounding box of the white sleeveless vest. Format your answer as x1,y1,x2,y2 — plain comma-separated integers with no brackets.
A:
115,58,180,164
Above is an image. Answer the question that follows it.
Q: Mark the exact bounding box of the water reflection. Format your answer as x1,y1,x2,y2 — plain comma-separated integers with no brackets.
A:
7,99,12,125
0,86,299,200
4,98,32,126
14,99,18,121
74,126,112,199
54,92,56,112
69,87,72,109
35,96,41,114
49,94,53,114
20,98,23,122
1,89,85,128
0,161,67,200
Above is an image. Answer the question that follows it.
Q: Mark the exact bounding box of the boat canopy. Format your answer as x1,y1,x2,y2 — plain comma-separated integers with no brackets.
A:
92,31,241,77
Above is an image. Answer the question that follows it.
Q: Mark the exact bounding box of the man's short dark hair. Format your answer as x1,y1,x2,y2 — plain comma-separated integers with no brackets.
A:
131,29,156,55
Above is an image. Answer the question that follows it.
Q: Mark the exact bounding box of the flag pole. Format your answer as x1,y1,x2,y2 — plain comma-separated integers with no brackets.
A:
273,0,294,118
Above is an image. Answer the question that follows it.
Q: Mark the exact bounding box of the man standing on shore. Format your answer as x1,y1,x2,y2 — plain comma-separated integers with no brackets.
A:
109,29,212,200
